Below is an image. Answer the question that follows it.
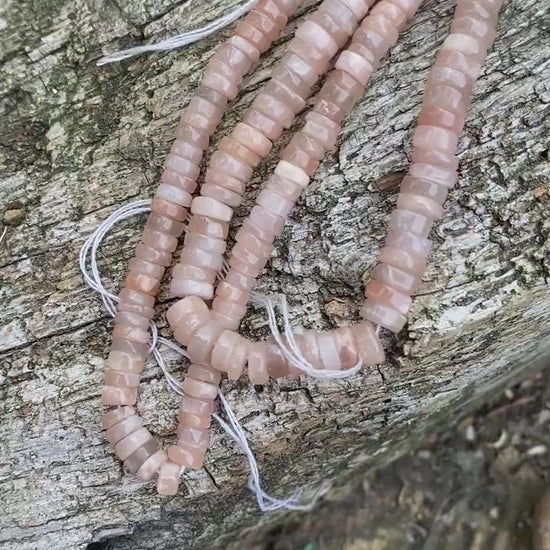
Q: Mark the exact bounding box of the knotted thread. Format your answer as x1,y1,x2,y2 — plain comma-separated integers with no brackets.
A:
97,0,257,65
79,200,326,511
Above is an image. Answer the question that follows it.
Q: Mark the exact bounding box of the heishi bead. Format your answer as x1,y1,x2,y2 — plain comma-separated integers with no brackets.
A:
294,20,339,58
271,65,312,97
125,439,160,473
212,297,248,322
188,96,225,125
180,247,224,272
113,324,150,345
184,232,227,254
333,327,360,369
280,52,319,87
210,150,253,181
410,148,459,170
360,14,399,50
235,21,271,53
247,9,281,40
114,426,153,461
422,85,468,117
119,288,154,307
417,104,465,135
105,414,143,446
370,1,407,30
116,301,154,321
187,323,225,365
203,71,239,100
107,351,145,374
219,136,262,168
352,27,387,59
166,296,208,329
304,112,341,149
171,279,214,300
265,174,302,201
335,50,374,86
177,426,211,452
182,377,219,400
104,369,141,388
349,321,385,364
205,168,246,195
243,108,284,141
316,331,342,370
216,281,249,305
413,125,459,155
165,154,201,181
361,300,407,333
397,192,444,219
365,280,412,316
101,386,137,406
188,215,229,240
128,257,165,279
110,337,149,357
297,330,322,368
340,0,371,19
173,308,211,346
167,444,204,469
228,35,261,63
155,185,193,208
373,263,419,294
320,0,358,35
379,246,427,278
315,70,363,123
264,340,290,379
101,406,136,430
150,198,187,223
287,37,330,79
114,310,150,330
274,160,310,188
174,120,210,149
142,228,178,253
409,162,458,188
188,364,222,385
135,243,172,267
224,269,256,291
385,229,432,259
256,0,288,28
231,123,272,157
125,271,160,296
161,169,197,194
248,342,270,384
170,138,203,165
250,205,285,236
387,0,422,18
426,66,473,94
281,143,319,176
178,412,211,430
209,43,253,78
235,227,274,260
180,394,215,417
289,132,326,161
191,196,233,222
253,92,295,129
211,330,248,380
173,264,216,285
308,11,349,49
137,450,167,481
257,189,295,217
157,461,181,495
389,208,433,236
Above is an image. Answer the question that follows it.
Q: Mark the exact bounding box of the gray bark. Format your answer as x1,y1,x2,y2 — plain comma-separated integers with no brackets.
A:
0,0,549,548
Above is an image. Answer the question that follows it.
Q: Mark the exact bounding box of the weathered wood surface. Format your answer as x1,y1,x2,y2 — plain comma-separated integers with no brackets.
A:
0,0,549,548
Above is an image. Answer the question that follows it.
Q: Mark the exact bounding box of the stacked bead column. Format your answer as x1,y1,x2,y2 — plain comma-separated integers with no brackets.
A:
165,0,374,478
100,0,304,496
362,0,503,332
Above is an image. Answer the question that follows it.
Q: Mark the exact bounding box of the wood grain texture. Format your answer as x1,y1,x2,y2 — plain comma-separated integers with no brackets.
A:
0,0,549,548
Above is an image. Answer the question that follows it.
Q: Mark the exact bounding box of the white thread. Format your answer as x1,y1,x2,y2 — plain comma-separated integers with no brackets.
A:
80,200,323,511
250,292,363,379
97,0,258,66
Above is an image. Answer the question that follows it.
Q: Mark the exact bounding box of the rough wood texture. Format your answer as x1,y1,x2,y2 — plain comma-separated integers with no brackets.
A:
0,0,549,548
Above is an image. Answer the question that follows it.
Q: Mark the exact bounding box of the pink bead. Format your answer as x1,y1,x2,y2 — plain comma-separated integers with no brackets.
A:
320,0,358,35
184,232,226,254
308,11,349,49
170,138,203,165
339,0,370,19
247,9,281,40
242,218,277,244
257,188,295,217
418,104,465,135
297,331,322,368
380,246,427,277
235,226,274,258
202,71,239,100
105,415,143,445
386,0,422,17
266,174,302,201
411,148,459,170
114,426,152,461
212,297,248,324
442,33,486,59
150,199,187,223
125,271,160,296
373,263,419,294
119,287,154,308
280,52,319,87
188,96,225,125
104,369,141,388
177,425,211,453
250,205,285,237
187,323,224,366
389,208,432,236
253,92,295,129
165,154,200,181
304,112,341,148
142,227,178,253
114,310,150,331
435,49,483,82
369,1,407,30
216,281,248,305
281,144,319,176
231,123,272,157
243,108,284,141
188,364,222,385
107,351,144,376
365,280,412,315
248,342,269,384
161,169,197,194
137,450,167,481
360,300,407,333
219,136,262,168
427,66,473,95
173,308,211,346
315,69,363,123
271,65,312,97
135,243,172,267
235,20,271,53
182,377,219,400
287,37,330,78
128,257,165,279
211,330,248,380
167,445,204,470
316,331,342,370
173,263,216,285
333,327,360,369
228,35,260,63
209,150,253,181
157,461,181,495
174,122,209,149
180,246,224,272
274,160,310,188
180,394,214,416
396,192,444,220
188,215,229,240
385,229,432,258
113,324,149,345
413,125,459,155
265,341,290,379
335,50,373,86
349,321,385,365
101,406,136,430
256,0,288,28
166,296,208,329
170,278,214,300
361,14,399,50
116,301,154,323
223,269,256,291
400,175,449,205
155,184,193,208
294,20,339,59
110,337,149,358
210,43,254,78
191,196,233,222
409,162,458,188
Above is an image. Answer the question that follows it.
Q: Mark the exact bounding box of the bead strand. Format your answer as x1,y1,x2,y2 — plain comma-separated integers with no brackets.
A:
100,0,304,495
361,0,503,332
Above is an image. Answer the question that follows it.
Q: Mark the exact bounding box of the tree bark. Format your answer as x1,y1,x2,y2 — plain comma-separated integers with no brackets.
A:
0,0,549,548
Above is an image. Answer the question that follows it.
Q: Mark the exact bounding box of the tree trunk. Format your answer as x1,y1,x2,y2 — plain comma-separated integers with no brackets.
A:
0,0,549,548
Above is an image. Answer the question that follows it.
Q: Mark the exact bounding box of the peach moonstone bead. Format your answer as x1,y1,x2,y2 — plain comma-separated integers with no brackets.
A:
211,330,248,380
137,450,168,482
157,461,181,496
